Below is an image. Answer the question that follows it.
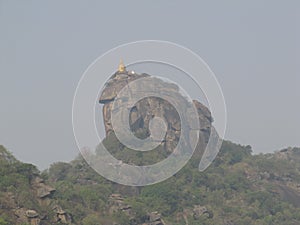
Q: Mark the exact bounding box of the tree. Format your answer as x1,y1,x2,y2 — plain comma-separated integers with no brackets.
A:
0,218,8,225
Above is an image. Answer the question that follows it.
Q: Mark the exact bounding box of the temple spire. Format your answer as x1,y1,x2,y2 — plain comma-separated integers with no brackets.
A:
118,59,126,73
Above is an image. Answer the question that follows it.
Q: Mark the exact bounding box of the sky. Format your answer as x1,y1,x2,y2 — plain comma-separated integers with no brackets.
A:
0,0,299,169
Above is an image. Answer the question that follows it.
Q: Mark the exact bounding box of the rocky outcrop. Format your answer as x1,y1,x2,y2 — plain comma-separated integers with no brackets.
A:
32,177,56,199
99,70,213,155
53,205,73,224
108,194,166,225
14,208,40,225
192,205,213,219
146,211,165,225
108,194,133,217
175,205,213,224
25,209,39,218
4,176,73,225
26,210,40,225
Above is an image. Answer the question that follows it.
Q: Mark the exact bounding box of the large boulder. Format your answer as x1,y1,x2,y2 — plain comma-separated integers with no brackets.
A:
99,70,213,155
32,177,56,199
15,208,40,225
53,205,73,224
193,205,213,219
147,211,165,225
108,194,132,217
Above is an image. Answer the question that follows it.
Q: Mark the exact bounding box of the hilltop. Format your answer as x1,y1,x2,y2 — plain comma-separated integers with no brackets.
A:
1,69,300,224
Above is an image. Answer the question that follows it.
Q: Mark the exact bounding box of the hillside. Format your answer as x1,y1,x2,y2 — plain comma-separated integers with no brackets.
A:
1,69,300,225
1,143,300,225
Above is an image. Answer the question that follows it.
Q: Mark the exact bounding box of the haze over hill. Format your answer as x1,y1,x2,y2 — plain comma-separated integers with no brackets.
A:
0,1,299,169
1,68,300,224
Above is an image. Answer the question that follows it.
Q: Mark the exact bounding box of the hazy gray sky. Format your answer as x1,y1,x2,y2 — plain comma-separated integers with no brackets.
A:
0,1,299,169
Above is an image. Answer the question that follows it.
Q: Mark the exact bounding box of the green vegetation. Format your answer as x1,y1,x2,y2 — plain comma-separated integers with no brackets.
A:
0,145,39,220
1,143,300,224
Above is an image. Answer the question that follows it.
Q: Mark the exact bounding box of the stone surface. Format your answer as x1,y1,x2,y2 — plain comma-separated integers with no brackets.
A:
14,208,41,225
147,211,165,225
53,205,73,224
99,70,213,155
25,209,39,218
108,193,133,217
32,177,56,199
193,205,212,219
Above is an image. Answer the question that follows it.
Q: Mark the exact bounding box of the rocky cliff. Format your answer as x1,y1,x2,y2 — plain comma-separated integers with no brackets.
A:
0,146,73,225
1,69,300,225
99,69,213,157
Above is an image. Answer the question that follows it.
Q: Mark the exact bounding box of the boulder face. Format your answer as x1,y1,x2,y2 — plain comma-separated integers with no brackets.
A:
5,176,72,225
14,208,40,225
32,177,56,199
108,194,133,217
146,211,165,225
99,70,213,154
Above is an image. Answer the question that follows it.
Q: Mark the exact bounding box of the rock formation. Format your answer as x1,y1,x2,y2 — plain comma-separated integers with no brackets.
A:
99,69,213,156
108,194,166,225
53,205,73,224
4,176,73,225
108,193,133,217
146,211,165,225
